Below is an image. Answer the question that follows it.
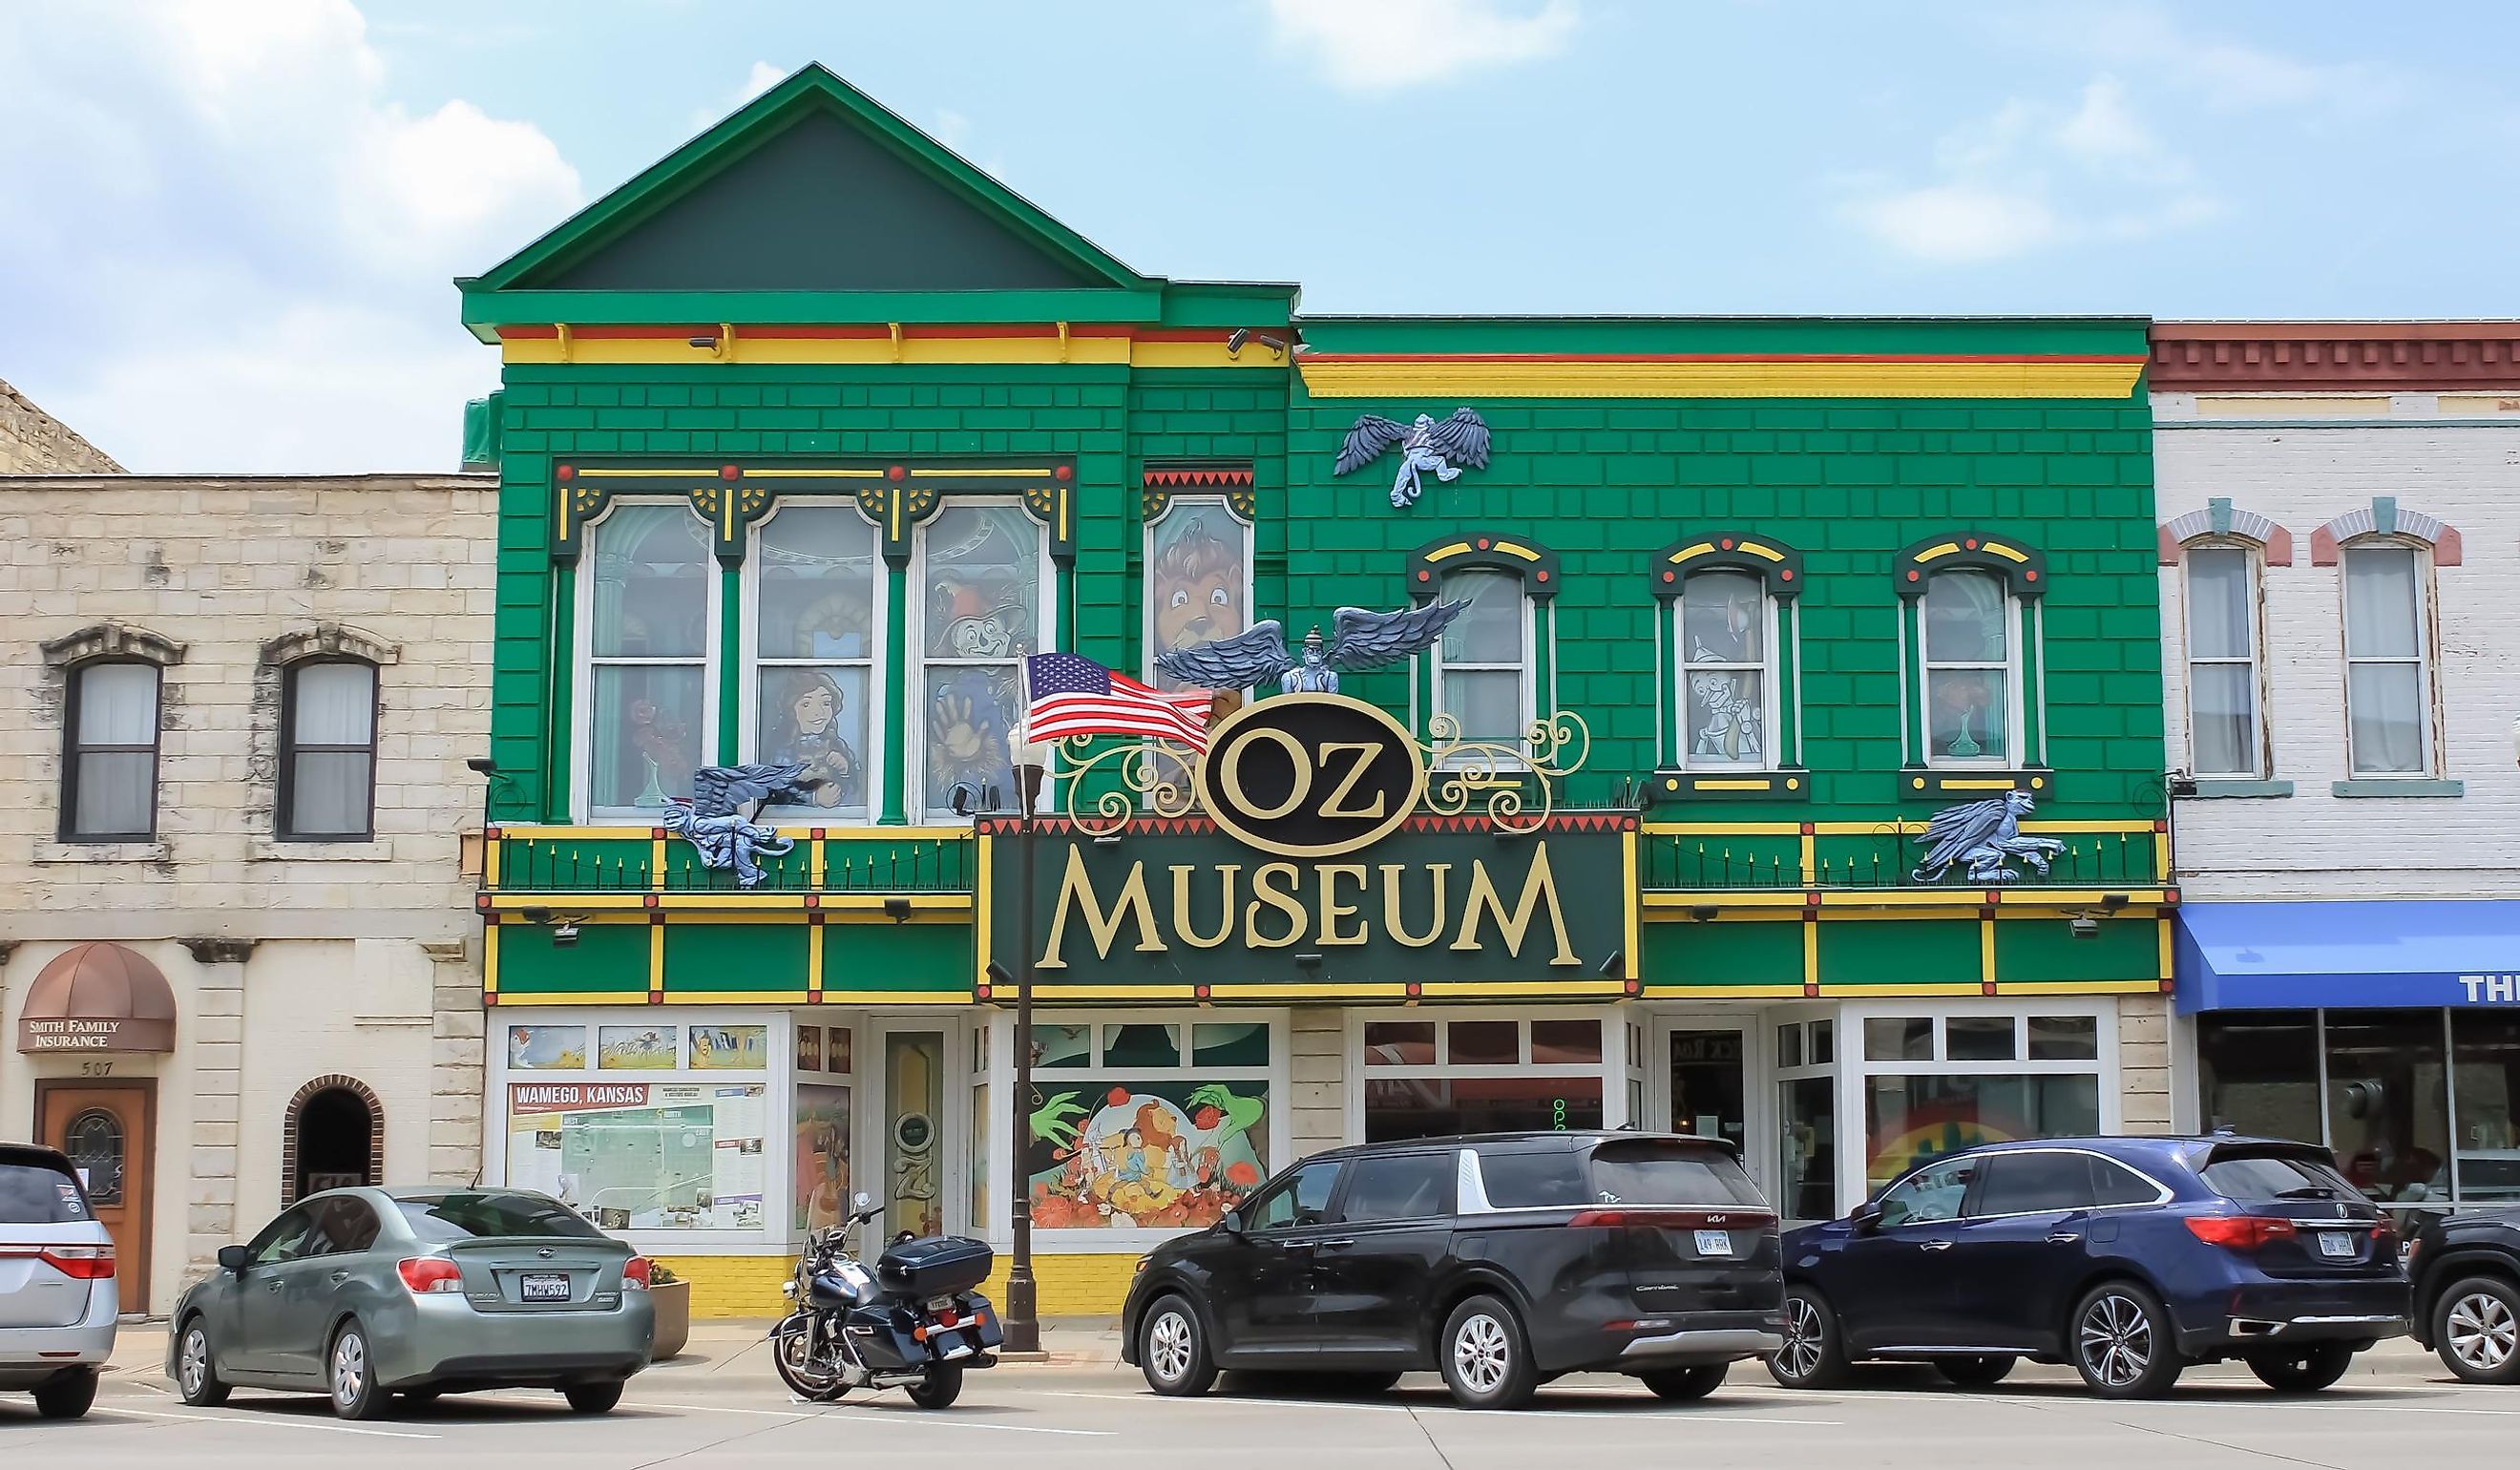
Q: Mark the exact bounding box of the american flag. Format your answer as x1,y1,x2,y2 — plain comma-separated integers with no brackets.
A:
1022,653,1212,750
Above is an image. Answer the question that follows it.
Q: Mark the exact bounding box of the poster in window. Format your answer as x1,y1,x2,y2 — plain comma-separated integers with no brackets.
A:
597,1025,677,1070
1022,1080,1268,1229
797,1024,824,1074
689,1025,768,1071
1145,504,1250,689
506,1082,766,1230
793,1083,852,1231
507,1025,586,1070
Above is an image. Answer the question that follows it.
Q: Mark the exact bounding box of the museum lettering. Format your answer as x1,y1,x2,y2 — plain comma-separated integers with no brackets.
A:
1036,841,1582,969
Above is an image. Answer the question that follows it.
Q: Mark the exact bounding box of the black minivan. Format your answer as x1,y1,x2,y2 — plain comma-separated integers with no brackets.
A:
1120,1132,1782,1409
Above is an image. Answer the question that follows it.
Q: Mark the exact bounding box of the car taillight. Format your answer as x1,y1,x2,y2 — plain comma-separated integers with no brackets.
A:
38,1245,115,1280
621,1256,652,1292
397,1257,464,1294
2186,1216,2298,1250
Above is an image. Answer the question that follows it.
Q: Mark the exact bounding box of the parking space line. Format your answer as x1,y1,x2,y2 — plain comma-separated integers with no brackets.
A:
1042,1390,1838,1425
94,1405,440,1439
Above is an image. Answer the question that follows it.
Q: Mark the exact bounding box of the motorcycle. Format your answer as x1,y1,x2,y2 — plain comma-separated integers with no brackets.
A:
770,1192,1003,1408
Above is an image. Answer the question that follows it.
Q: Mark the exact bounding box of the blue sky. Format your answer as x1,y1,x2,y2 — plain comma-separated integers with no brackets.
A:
4,1,2515,472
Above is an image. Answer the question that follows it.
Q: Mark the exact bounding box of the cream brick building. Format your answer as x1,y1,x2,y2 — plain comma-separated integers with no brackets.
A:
2152,324,2520,1214
0,472,495,1312
0,378,120,475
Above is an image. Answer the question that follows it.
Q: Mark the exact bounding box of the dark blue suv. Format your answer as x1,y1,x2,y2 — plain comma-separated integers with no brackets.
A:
1769,1136,2407,1398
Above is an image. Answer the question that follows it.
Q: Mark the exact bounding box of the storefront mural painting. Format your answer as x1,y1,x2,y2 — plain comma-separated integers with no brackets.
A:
507,1025,586,1070
793,1083,851,1231
598,1025,676,1070
1024,1081,1268,1229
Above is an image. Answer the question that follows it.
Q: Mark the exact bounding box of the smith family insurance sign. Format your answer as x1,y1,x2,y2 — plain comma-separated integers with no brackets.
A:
978,694,1638,999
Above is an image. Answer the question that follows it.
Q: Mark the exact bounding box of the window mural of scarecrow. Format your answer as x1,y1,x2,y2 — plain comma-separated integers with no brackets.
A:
1022,1082,1268,1229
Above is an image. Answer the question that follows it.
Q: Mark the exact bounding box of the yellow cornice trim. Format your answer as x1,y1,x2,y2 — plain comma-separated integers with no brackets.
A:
1297,358,2145,399
498,336,1286,369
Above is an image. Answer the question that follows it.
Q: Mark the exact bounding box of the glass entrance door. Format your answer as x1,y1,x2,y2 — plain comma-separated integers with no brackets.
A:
872,1024,959,1241
1668,1028,1748,1152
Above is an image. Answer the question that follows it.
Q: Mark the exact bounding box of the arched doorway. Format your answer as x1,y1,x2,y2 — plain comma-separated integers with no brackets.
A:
283,1075,384,1203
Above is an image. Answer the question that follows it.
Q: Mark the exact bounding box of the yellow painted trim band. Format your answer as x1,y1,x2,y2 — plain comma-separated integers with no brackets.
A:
483,923,499,995
1981,915,1998,986
1690,779,1775,792
1644,984,1812,1000
648,924,665,990
1802,921,1819,988
1642,892,1811,909
1996,979,2163,995
1622,830,1642,981
2157,915,2174,982
1296,359,2146,400
807,923,824,998
500,336,1285,369
815,991,973,1005
490,824,969,840
491,991,652,1006
659,991,809,1004
1417,980,1628,998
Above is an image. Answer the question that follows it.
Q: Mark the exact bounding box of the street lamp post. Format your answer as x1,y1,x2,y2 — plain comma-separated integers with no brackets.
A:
1002,741,1046,1355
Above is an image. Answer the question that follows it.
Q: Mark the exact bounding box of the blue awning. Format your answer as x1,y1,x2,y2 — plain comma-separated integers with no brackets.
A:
2176,900,2520,1013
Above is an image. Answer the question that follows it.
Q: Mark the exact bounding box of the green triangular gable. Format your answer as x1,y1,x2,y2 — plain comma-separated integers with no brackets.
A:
468,64,1147,299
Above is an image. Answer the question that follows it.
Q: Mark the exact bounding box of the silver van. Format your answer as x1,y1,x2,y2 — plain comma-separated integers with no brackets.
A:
0,1143,117,1418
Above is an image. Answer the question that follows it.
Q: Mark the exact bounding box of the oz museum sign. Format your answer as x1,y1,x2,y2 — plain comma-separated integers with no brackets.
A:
978,694,1637,999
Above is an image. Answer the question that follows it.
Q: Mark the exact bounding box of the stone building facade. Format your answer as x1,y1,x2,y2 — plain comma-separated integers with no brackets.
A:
2152,323,2520,1221
0,472,494,1312
0,378,120,474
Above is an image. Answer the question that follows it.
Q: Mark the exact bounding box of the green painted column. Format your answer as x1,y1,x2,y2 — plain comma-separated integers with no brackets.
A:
1774,603,1799,767
718,568,742,765
2019,601,2045,767
881,561,910,825
1656,601,1679,764
547,564,577,821
1531,601,1555,733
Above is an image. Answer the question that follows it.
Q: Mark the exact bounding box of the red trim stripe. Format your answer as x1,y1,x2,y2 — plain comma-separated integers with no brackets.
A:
1294,351,2151,365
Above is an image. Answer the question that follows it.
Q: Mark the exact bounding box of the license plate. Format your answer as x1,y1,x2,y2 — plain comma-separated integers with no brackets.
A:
2316,1232,2354,1259
519,1272,572,1302
1695,1229,1733,1256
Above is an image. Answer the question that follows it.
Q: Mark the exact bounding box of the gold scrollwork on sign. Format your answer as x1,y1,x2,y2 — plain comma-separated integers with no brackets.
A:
1061,738,1202,837
1418,710,1591,834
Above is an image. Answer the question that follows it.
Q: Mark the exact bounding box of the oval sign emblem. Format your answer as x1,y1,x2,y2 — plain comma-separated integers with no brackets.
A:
1197,693,1424,857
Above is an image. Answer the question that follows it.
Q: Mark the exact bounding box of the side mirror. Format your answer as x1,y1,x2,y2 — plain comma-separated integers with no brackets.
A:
217,1245,250,1273
1848,1201,1884,1233
1220,1208,1246,1236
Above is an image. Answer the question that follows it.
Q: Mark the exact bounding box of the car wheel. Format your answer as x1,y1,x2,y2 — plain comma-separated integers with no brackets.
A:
2433,1274,2520,1386
1935,1354,2017,1388
2070,1283,2182,1399
2247,1343,2354,1394
1139,1294,1219,1397
1439,1294,1538,1410
32,1366,98,1420
563,1380,625,1414
328,1319,390,1420
1766,1288,1850,1389
177,1317,232,1407
1637,1364,1728,1400
905,1362,963,1410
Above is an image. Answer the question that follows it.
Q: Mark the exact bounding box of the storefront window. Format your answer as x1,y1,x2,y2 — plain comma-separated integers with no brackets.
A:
507,1080,768,1232
2325,1009,2450,1208
914,502,1045,819
1864,1074,2100,1191
752,505,878,818
1358,1015,1610,1142
1020,1015,1272,1232
582,503,710,817
1778,1076,1836,1220
2197,1012,2321,1142
2452,1012,2520,1203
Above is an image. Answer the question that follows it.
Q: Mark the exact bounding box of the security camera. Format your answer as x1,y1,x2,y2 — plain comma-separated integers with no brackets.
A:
2069,914,2100,940
551,922,580,946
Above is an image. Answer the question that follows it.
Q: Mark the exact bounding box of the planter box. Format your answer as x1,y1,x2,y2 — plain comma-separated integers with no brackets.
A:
648,1279,691,1361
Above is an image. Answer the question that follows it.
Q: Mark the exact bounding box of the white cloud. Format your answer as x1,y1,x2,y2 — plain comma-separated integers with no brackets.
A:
1266,0,1579,92
0,0,583,472
690,59,791,129
1839,76,2218,265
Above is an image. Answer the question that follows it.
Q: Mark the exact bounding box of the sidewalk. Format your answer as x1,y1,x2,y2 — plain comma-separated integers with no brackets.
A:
103,1314,1128,1390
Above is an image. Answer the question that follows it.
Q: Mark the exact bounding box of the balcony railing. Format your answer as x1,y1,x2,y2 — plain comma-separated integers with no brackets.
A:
1639,821,2165,893
485,828,974,895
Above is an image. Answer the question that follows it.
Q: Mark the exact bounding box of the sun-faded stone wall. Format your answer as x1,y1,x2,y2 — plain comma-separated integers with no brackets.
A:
0,379,119,474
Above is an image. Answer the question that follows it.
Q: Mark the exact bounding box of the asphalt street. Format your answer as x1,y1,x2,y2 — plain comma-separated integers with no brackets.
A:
11,1334,2517,1468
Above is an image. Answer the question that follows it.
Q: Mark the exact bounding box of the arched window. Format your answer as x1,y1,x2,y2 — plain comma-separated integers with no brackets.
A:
1651,534,1803,779
2161,500,2290,784
1409,535,1559,752
2340,540,2435,778
1894,535,2048,777
280,658,379,839
63,660,162,841
283,1076,385,1205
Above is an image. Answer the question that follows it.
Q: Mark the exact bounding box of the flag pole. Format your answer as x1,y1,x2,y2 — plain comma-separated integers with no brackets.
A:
1003,658,1041,1356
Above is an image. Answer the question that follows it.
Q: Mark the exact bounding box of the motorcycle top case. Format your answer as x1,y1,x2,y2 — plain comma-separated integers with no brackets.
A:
875,1235,994,1299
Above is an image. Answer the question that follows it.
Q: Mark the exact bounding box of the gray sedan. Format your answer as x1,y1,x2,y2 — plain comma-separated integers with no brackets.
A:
168,1186,654,1418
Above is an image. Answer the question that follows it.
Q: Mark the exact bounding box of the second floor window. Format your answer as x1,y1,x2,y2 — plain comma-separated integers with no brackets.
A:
280,659,378,839
2342,543,2433,776
2183,546,2264,779
63,660,160,841
751,505,878,818
583,502,711,817
914,502,1046,819
1920,569,2017,766
1432,569,1529,745
1678,570,1773,768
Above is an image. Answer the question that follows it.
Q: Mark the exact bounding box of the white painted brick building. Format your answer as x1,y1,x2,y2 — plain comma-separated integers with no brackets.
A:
0,472,496,1312
2152,324,2520,1206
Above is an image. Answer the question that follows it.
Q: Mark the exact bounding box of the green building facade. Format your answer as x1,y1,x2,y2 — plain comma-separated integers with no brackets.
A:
463,67,2173,1315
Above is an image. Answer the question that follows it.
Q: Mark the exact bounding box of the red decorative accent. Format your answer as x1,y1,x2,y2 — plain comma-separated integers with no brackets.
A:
2151,322,2520,392
2166,889,2181,905
1476,537,1492,550
1982,981,1999,996
1405,982,1423,998
1799,822,1816,835
651,827,668,839
1964,537,1980,550
485,827,504,841
887,464,907,482
1720,537,1735,550
556,465,575,481
976,984,993,1001
810,828,827,840
1779,569,1794,580
2152,819,2169,831
1805,892,1822,906
719,464,740,480
484,993,499,1005
1984,889,2002,905
804,894,820,910
1535,570,1549,582
1141,467,1256,488
648,991,664,1005
1906,569,1921,582
473,893,491,911
1194,984,1211,1000
643,893,660,910
1623,978,1642,997
1662,570,1676,583
1054,465,1073,482
2436,526,2464,565
2159,977,2176,992
1417,570,1432,581
2025,569,2039,581
1803,981,1821,998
